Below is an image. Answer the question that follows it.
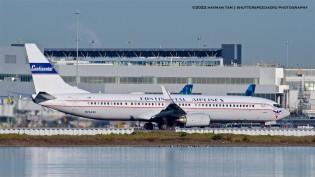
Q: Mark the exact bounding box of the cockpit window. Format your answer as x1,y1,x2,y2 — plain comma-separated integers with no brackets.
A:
273,104,281,108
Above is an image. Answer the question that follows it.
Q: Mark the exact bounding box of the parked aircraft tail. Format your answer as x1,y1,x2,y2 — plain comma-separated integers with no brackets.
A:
179,84,193,95
245,84,256,96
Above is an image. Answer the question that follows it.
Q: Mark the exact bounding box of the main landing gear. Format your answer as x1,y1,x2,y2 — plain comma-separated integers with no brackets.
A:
143,122,154,130
143,118,176,130
158,118,175,130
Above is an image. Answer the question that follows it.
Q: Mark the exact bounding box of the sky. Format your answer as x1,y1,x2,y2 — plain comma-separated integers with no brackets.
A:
0,0,314,67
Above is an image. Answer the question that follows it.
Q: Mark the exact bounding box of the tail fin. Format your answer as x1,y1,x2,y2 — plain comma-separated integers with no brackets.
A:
179,84,193,95
245,84,256,96
25,43,89,95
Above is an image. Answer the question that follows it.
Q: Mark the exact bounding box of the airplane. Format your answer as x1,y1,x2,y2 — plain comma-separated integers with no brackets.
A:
245,84,256,96
26,43,290,130
179,84,193,95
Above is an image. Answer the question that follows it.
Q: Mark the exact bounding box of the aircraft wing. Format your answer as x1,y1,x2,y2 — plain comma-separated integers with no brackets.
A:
151,86,186,121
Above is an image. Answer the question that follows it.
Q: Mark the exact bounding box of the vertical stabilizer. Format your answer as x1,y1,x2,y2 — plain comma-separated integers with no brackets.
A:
245,84,256,96
179,84,193,95
25,43,89,94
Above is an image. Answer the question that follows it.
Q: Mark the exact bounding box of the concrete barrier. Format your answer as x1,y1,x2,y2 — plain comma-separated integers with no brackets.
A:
0,128,134,136
175,128,315,137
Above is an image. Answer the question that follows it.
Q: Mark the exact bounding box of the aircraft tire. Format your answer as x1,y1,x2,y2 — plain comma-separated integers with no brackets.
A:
144,122,154,130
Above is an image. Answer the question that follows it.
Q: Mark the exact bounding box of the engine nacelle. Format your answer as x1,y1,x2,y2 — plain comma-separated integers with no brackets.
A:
177,113,211,127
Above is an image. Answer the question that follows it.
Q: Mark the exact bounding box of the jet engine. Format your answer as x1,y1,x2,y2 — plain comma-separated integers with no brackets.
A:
177,113,211,127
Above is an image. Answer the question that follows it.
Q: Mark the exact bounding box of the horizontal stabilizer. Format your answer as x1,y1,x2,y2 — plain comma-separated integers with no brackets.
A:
32,92,56,104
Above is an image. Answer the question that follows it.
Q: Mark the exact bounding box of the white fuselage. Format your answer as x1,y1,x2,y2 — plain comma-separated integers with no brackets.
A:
39,93,290,122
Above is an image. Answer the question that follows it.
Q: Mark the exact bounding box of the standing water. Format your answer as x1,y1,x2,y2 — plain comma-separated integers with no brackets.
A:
0,147,314,177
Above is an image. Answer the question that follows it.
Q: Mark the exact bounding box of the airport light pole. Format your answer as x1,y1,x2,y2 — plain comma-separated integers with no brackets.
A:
74,9,80,86
285,41,289,68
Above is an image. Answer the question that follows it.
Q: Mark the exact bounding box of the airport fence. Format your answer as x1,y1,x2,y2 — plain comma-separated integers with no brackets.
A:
0,128,134,136
175,128,315,137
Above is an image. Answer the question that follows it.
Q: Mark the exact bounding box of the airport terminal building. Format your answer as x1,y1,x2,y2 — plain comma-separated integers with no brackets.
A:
0,44,314,120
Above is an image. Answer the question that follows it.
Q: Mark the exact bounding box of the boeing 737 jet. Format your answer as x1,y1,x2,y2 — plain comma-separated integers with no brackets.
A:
25,43,290,130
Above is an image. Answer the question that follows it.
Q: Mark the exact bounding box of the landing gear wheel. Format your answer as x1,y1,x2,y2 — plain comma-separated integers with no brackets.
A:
158,123,168,130
158,117,175,130
144,122,154,130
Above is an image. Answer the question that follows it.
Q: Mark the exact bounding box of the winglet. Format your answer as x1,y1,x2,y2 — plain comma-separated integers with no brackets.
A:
161,86,173,103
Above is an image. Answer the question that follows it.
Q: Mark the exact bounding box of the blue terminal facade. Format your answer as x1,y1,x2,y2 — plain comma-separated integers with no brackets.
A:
44,44,241,65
